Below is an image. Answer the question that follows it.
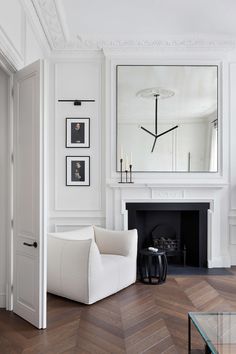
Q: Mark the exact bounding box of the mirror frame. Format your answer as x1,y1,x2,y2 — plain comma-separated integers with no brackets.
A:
116,64,219,173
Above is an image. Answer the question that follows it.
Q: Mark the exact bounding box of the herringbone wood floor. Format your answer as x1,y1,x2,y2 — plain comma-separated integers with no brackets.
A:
1,270,236,354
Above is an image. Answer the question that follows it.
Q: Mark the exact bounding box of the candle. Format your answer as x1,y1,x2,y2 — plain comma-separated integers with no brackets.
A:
120,145,124,160
130,152,133,166
125,154,129,170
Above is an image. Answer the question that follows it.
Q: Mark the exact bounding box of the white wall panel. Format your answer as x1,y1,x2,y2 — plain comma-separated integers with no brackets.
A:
49,59,104,231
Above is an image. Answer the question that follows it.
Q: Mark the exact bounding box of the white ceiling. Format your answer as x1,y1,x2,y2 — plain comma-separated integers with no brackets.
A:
63,0,236,39
33,0,236,50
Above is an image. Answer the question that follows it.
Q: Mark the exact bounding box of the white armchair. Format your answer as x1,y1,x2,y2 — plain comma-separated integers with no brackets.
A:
47,226,138,304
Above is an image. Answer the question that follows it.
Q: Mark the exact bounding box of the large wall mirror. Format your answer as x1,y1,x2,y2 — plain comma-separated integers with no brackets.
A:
116,65,218,172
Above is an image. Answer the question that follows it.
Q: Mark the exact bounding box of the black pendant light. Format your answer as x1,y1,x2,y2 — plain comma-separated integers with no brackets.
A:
137,87,179,152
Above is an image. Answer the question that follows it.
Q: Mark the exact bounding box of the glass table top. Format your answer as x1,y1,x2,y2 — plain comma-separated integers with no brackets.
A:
189,312,236,354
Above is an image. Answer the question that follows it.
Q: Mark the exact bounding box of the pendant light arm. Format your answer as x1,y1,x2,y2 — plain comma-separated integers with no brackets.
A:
155,94,159,135
155,125,179,139
140,126,157,138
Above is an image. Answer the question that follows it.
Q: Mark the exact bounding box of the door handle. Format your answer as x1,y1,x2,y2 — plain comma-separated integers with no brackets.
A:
23,241,38,248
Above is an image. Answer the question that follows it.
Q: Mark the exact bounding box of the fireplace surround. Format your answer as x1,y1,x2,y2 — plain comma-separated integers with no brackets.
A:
126,202,210,267
107,183,230,268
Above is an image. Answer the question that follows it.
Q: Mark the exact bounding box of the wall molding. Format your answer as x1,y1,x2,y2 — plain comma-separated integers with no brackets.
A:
54,221,104,232
53,60,104,213
0,25,24,71
49,216,105,232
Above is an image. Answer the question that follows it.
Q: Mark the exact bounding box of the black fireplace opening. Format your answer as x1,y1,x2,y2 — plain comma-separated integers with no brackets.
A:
126,202,209,268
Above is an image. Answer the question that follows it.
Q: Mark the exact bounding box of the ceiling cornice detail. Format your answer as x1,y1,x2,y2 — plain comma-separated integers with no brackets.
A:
32,0,66,49
33,0,236,51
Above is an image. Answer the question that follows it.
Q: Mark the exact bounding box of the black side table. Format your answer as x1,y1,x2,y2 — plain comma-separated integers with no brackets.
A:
139,248,168,284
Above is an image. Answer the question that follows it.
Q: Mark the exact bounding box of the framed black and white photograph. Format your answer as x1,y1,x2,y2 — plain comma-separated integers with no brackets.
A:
66,156,90,186
66,118,90,148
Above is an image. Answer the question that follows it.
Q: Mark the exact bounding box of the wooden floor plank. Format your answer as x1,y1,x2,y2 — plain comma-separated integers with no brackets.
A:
1,270,236,353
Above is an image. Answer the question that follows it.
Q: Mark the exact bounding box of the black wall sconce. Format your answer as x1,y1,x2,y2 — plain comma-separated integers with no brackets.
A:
58,99,95,106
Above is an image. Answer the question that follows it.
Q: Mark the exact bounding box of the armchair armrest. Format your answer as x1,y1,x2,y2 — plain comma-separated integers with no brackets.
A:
47,235,102,303
94,226,138,257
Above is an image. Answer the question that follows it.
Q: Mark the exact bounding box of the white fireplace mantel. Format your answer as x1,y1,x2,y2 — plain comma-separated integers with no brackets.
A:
108,182,228,189
106,182,230,268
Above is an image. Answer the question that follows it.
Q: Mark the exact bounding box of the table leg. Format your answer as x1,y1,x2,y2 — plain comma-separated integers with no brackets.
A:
163,254,168,281
188,314,191,354
154,255,158,277
148,256,152,284
139,255,143,282
158,255,163,283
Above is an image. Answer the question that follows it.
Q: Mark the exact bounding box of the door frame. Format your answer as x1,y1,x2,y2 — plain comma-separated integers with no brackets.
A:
0,53,14,311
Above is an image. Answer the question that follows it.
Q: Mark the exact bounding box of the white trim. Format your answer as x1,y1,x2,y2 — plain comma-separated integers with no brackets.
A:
209,256,231,268
39,59,47,329
0,58,14,311
108,183,228,189
54,221,104,233
0,26,23,71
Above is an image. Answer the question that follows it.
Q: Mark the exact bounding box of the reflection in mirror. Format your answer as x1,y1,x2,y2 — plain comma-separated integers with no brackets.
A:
116,65,218,172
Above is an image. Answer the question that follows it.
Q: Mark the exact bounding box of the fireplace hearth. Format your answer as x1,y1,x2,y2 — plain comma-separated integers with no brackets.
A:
126,202,210,268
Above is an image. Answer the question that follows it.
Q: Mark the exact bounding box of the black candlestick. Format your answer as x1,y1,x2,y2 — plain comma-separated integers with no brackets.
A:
125,170,128,183
129,164,134,183
118,158,123,183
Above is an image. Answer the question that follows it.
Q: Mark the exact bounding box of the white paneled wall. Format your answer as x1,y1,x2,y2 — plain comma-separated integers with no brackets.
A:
48,59,105,231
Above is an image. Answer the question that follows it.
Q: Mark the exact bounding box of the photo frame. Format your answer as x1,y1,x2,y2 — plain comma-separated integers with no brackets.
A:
66,118,90,148
66,156,90,186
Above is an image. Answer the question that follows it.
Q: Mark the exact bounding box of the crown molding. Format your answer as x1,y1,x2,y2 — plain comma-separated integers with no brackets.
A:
20,0,51,56
32,0,66,50
33,0,236,52
0,25,24,71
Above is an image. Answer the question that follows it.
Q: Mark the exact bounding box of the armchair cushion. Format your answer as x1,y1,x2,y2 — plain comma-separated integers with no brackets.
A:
94,226,137,257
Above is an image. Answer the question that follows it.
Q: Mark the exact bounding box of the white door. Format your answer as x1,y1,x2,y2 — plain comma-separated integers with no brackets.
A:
13,60,47,329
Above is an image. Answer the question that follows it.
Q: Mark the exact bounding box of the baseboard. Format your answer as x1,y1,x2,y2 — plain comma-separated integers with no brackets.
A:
208,255,231,268
230,245,236,265
0,293,6,308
